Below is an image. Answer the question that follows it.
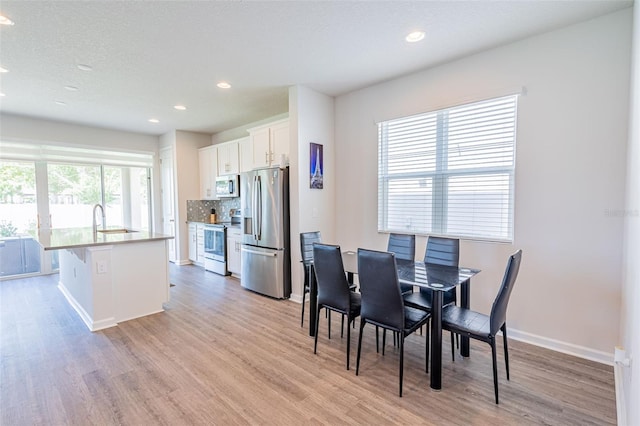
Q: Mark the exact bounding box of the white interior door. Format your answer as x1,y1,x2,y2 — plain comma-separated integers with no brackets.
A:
160,148,176,263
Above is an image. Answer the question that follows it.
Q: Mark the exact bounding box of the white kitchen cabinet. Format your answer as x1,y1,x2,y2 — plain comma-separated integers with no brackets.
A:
198,146,218,200
217,141,240,176
226,226,242,277
248,119,289,169
196,223,205,265
238,137,253,173
188,223,197,263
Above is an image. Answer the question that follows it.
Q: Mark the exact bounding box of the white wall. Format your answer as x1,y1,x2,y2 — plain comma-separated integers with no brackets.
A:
160,130,211,264
334,9,632,360
621,2,639,424
289,86,335,301
0,113,164,231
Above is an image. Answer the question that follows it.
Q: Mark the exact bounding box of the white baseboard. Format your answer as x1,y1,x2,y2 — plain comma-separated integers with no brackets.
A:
289,293,303,303
58,282,117,332
174,259,192,266
507,328,613,365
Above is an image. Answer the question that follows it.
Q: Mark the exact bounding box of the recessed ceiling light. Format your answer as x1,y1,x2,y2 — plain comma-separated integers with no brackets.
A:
174,105,186,111
405,31,425,43
0,66,8,73
217,82,231,89
64,85,79,91
0,15,14,26
148,118,159,123
55,100,67,106
77,64,93,71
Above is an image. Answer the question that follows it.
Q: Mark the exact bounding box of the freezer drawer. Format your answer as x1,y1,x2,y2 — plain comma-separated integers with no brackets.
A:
241,245,290,299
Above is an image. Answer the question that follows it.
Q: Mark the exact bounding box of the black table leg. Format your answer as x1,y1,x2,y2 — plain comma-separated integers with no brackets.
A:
308,264,318,337
430,290,443,390
347,271,354,285
460,279,470,357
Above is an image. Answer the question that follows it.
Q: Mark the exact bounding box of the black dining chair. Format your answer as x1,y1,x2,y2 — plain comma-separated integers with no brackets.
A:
300,231,321,327
404,236,460,310
313,243,361,370
387,233,416,295
356,248,430,397
403,236,460,346
442,249,522,404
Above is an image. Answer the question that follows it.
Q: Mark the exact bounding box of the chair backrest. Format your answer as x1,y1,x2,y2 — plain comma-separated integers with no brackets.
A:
422,236,460,305
300,231,321,263
424,236,460,267
313,243,351,312
387,233,415,261
357,248,405,330
489,250,523,335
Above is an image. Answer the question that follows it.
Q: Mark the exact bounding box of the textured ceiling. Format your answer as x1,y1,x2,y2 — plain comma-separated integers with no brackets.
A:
0,1,633,136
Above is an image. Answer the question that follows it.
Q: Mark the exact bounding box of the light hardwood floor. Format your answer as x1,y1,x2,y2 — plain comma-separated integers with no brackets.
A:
1,264,616,425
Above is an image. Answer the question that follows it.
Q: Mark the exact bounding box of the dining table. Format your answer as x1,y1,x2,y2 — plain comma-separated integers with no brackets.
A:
306,250,480,391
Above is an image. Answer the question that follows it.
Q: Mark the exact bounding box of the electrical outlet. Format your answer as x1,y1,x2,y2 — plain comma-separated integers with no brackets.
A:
96,260,108,274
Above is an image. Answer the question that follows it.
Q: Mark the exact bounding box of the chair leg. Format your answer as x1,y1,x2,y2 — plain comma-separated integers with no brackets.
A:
382,329,387,356
456,334,460,349
346,316,351,370
375,326,379,353
399,334,404,397
341,314,345,339
491,339,499,404
451,331,455,362
356,320,366,375
502,324,510,380
300,289,307,327
426,323,430,374
314,306,322,354
328,310,331,340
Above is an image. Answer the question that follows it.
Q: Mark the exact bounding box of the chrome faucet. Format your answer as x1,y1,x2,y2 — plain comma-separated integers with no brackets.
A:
92,203,105,235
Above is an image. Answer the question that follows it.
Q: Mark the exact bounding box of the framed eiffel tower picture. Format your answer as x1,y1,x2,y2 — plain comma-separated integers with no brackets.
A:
310,142,323,189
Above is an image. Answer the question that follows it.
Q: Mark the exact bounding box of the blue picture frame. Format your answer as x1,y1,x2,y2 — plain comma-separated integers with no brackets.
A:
310,143,323,189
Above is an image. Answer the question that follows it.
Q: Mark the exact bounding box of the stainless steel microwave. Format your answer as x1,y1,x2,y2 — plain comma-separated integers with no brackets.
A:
215,175,239,197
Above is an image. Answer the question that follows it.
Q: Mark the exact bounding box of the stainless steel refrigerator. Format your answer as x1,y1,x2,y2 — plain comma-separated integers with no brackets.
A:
240,167,291,299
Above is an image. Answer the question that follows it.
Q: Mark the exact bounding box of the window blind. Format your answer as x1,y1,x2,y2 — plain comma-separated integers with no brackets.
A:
378,95,518,242
0,142,154,167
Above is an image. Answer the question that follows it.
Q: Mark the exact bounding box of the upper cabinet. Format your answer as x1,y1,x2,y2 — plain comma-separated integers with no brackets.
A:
198,145,218,200
217,141,240,176
248,119,289,169
238,137,253,173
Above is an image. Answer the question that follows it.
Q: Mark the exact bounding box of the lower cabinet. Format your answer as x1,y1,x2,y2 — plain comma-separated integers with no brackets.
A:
196,224,205,265
188,223,205,266
227,227,242,276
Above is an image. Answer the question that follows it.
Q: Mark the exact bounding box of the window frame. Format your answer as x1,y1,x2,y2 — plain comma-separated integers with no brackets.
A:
377,94,518,243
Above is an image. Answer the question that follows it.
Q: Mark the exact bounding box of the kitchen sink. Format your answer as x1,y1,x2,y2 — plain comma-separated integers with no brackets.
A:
97,229,138,234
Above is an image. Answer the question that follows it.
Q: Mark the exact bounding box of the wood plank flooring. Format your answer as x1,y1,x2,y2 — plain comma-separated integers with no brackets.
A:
1,264,616,425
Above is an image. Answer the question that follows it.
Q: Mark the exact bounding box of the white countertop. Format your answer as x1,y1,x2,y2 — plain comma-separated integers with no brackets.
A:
34,227,174,251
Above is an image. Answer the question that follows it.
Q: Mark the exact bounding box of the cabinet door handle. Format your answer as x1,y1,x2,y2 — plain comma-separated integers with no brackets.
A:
270,151,274,162
265,152,268,164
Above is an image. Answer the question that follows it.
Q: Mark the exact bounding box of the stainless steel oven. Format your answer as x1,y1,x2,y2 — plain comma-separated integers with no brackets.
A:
204,224,229,275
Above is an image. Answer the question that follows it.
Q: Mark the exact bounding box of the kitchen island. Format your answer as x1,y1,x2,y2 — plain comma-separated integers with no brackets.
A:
35,227,174,331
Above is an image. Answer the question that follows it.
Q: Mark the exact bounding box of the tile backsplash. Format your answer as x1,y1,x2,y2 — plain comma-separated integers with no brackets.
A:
187,198,241,223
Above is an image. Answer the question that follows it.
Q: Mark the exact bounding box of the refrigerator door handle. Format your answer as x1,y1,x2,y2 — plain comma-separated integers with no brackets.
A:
255,175,262,240
251,175,258,240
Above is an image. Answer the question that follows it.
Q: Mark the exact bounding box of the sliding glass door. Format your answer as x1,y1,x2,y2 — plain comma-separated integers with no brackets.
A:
0,160,152,279
0,160,42,277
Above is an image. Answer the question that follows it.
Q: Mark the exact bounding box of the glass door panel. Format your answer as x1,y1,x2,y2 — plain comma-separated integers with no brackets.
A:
103,166,123,228
47,163,102,229
0,160,41,277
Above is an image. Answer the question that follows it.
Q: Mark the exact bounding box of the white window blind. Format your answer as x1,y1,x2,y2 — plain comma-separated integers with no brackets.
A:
0,142,154,167
378,95,518,242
